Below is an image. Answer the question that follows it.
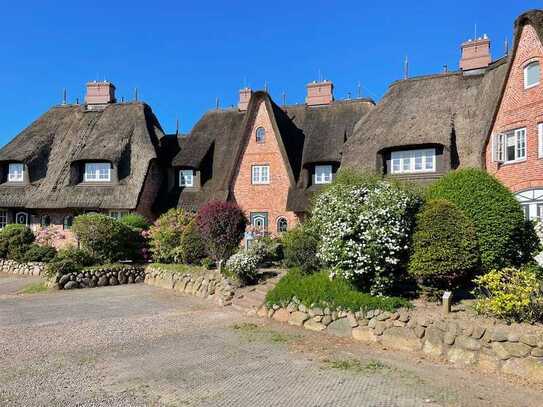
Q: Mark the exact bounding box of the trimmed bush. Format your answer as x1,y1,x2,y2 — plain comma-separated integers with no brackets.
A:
248,236,283,264
72,214,139,262
0,224,35,261
266,269,411,312
120,213,151,230
225,250,259,284
23,244,57,263
44,246,98,279
408,199,479,292
473,265,543,323
148,209,194,263
311,171,422,294
173,219,206,264
196,201,247,264
427,168,539,270
281,225,320,274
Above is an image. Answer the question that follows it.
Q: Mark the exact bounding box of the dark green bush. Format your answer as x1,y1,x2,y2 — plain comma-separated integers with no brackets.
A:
281,225,320,273
0,224,35,261
408,200,479,292
44,246,98,279
427,168,539,270
120,213,151,230
72,214,140,262
23,244,57,263
173,219,206,264
266,269,411,312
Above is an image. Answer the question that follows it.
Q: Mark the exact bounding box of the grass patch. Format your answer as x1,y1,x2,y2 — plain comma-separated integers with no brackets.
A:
324,358,389,374
150,263,205,274
266,269,411,312
18,281,49,294
231,323,301,344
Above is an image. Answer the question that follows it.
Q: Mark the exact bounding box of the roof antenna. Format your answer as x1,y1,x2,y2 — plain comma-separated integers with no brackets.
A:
282,91,287,106
504,38,509,56
121,96,125,103
474,23,477,40
62,88,67,105
318,68,323,82
134,87,139,101
264,80,269,93
175,116,180,136
76,97,79,105
215,97,220,110
357,82,362,98
347,91,352,100
443,64,448,73
404,56,409,79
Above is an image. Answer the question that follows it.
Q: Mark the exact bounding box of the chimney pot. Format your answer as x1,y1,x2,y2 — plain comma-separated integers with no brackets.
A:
238,87,252,111
306,80,334,106
85,81,116,105
460,36,491,71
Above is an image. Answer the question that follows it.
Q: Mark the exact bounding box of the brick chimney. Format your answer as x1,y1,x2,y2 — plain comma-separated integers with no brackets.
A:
306,80,333,106
460,35,491,71
238,87,252,111
85,81,116,105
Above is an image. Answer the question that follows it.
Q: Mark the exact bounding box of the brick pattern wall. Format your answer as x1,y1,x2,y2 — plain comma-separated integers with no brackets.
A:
231,101,300,236
486,24,543,192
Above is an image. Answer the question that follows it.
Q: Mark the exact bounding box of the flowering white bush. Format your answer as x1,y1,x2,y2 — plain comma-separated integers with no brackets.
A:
311,180,421,294
226,250,259,284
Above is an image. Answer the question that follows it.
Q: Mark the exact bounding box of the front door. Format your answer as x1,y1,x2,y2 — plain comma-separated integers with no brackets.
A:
15,212,29,226
250,212,268,234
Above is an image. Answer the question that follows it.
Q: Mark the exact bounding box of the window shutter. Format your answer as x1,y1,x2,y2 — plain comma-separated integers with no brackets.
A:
493,133,505,163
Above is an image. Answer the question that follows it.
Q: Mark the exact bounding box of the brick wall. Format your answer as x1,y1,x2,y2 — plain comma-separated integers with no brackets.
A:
231,101,300,236
486,24,543,192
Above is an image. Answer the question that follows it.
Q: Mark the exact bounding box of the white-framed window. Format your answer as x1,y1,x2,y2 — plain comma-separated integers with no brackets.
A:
390,149,436,174
524,61,540,89
0,210,7,228
15,212,28,226
251,165,270,184
8,163,24,182
179,169,194,187
84,162,111,182
109,210,129,220
277,217,288,233
493,128,526,163
315,165,333,184
538,123,543,158
256,127,266,143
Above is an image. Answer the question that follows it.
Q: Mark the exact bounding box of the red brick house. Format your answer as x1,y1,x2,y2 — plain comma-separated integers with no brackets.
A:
0,81,164,246
164,83,374,236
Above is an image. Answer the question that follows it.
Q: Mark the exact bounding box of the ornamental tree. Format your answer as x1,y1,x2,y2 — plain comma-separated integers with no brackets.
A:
311,172,422,295
196,201,247,265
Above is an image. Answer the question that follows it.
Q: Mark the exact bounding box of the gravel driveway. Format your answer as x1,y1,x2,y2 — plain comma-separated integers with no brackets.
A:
1,277,542,406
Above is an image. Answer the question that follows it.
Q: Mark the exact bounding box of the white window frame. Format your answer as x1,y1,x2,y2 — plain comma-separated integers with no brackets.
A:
0,210,7,229
315,165,333,184
109,210,129,220
179,169,194,187
256,127,266,143
495,128,526,163
538,123,543,159
390,149,436,174
8,163,24,182
251,165,270,185
277,217,288,233
524,61,540,89
15,212,28,226
84,162,111,182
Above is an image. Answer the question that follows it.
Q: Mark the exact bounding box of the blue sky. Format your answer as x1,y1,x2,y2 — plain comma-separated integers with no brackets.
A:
0,1,540,145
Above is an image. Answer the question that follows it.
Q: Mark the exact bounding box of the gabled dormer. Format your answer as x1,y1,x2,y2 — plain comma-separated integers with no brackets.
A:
70,160,117,185
0,161,28,185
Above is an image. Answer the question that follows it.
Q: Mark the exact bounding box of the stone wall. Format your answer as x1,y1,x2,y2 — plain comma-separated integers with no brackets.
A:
56,264,145,289
144,266,235,306
259,302,543,382
0,259,45,276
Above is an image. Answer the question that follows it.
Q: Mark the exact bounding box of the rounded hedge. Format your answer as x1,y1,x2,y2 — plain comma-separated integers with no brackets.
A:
426,168,538,271
0,224,35,261
408,199,479,291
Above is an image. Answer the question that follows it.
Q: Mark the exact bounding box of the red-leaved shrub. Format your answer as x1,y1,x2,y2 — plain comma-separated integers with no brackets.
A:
196,201,247,264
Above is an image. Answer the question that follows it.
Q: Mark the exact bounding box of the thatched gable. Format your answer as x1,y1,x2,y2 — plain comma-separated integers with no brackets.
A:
0,102,164,210
167,91,373,212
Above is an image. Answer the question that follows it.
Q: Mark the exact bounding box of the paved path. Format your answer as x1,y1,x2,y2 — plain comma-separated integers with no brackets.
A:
1,276,542,406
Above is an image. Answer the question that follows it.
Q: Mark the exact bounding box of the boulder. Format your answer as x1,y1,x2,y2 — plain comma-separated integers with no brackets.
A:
272,308,290,323
97,276,109,286
455,335,482,351
352,326,379,343
447,347,476,366
304,319,326,332
327,318,353,337
502,357,543,381
288,311,309,327
64,281,79,290
380,327,422,352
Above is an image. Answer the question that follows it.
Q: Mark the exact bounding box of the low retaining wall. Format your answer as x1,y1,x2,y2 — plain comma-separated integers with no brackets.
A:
57,264,145,289
144,266,236,306
259,302,543,382
0,259,45,276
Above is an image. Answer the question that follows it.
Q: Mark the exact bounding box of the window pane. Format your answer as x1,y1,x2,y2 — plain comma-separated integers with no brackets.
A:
526,62,540,87
85,163,110,181
516,129,526,159
0,210,7,228
414,151,423,170
402,156,411,171
8,163,24,181
506,134,516,161
315,165,332,184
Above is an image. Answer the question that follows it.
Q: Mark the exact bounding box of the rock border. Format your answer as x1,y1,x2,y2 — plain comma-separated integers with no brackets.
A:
56,264,146,289
0,259,45,276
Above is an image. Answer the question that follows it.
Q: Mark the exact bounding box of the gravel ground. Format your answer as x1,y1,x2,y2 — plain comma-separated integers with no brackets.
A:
0,272,42,296
1,277,542,406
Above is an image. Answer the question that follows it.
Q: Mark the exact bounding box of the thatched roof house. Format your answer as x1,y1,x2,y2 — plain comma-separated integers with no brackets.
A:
0,85,164,214
162,89,374,213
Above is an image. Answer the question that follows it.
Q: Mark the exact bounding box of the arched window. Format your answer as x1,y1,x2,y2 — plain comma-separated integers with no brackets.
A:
63,216,73,230
277,217,288,233
524,61,540,89
256,127,266,143
40,215,50,227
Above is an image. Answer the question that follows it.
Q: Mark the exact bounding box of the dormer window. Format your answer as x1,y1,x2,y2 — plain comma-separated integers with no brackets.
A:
8,163,24,182
84,162,111,182
391,149,436,174
315,165,333,184
179,169,194,187
524,61,540,89
256,127,266,143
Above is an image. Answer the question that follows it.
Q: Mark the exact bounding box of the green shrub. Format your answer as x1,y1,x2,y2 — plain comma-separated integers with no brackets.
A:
248,236,283,264
72,214,139,262
427,168,539,270
266,269,411,312
408,199,479,292
0,224,35,261
23,244,57,263
149,209,194,263
225,250,259,285
44,246,98,279
473,265,543,323
281,225,320,274
120,213,151,230
173,219,206,264
201,257,214,270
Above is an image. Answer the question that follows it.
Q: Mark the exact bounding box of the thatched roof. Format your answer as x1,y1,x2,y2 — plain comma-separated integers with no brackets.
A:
167,91,373,211
342,57,509,172
0,102,164,209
